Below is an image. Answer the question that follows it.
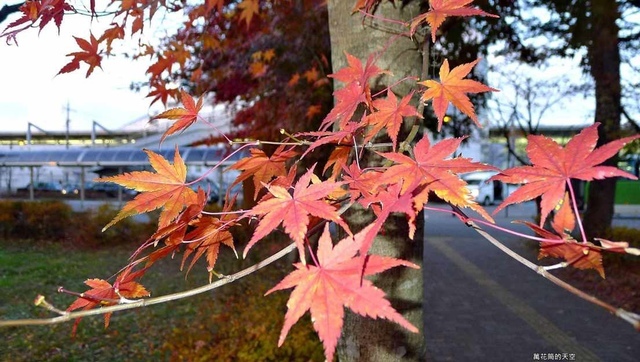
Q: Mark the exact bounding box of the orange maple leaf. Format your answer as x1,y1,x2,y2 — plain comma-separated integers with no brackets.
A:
132,188,210,268
266,224,419,362
238,0,259,27
245,166,351,262
411,0,499,42
229,146,298,200
58,33,102,77
97,146,198,230
364,90,421,150
324,146,352,180
98,23,125,55
180,196,238,275
493,123,640,227
419,58,497,130
249,61,268,78
205,0,225,13
181,215,236,275
151,89,204,142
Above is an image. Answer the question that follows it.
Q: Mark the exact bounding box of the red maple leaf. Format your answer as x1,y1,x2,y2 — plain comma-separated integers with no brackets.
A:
410,0,499,42
321,53,385,130
321,82,369,130
151,89,204,142
364,90,421,150
266,224,419,362
359,182,420,255
146,53,175,80
550,192,576,237
330,52,386,87
67,267,149,334
229,145,298,200
493,123,640,227
58,33,102,77
245,165,351,262
342,163,383,202
146,81,180,106
97,146,198,230
419,58,497,130
518,220,606,277
380,135,497,221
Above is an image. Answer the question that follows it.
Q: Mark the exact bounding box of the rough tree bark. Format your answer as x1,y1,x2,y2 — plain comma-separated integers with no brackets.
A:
582,0,622,238
327,1,426,361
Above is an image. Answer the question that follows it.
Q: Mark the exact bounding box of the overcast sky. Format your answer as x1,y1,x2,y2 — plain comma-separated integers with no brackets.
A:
0,9,163,133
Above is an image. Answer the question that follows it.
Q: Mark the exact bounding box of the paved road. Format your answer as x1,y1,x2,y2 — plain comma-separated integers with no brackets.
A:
422,202,639,362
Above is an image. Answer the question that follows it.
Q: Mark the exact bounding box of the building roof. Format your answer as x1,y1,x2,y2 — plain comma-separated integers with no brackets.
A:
0,146,242,167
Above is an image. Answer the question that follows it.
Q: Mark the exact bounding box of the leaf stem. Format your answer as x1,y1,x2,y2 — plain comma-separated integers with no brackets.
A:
566,180,588,243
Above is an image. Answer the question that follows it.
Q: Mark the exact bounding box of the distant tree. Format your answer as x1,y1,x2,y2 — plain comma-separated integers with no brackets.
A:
0,2,22,24
511,0,640,237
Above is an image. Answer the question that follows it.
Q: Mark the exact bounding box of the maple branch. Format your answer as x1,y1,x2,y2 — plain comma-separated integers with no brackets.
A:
230,139,306,146
0,242,297,328
441,206,640,331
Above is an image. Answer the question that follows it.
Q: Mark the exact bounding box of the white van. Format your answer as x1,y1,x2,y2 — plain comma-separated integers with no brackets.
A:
462,171,504,206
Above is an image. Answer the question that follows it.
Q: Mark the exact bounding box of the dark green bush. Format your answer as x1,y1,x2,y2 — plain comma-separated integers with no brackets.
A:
0,200,154,247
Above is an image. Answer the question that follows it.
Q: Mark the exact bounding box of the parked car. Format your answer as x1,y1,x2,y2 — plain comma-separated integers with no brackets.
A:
17,182,63,193
61,183,80,195
90,182,137,197
461,171,503,206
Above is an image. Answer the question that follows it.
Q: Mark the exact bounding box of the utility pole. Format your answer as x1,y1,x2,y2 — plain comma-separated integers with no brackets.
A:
65,101,71,149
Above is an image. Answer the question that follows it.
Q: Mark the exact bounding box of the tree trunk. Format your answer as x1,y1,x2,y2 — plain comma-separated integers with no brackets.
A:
327,1,425,361
582,0,621,238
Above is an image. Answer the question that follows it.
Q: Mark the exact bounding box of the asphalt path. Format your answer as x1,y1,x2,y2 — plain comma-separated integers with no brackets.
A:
422,202,639,362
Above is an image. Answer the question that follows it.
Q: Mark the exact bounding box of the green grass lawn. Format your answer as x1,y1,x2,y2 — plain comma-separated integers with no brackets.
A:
0,240,323,361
